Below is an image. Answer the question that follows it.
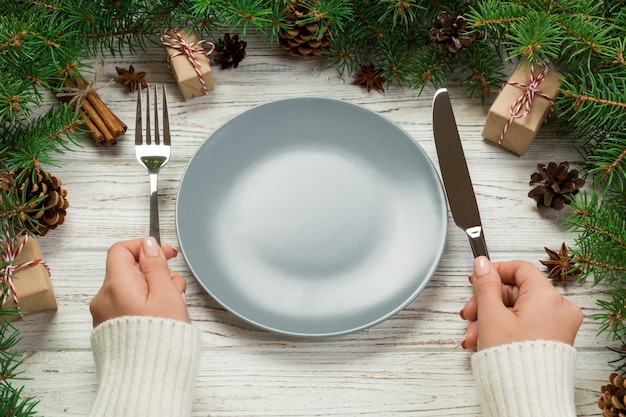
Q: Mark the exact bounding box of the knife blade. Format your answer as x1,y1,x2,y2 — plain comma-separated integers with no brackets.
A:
432,88,489,259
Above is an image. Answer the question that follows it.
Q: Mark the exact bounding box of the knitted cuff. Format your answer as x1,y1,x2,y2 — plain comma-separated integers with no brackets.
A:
89,316,201,417
471,340,577,417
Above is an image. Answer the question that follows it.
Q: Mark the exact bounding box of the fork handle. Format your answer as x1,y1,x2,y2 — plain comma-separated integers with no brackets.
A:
149,172,161,245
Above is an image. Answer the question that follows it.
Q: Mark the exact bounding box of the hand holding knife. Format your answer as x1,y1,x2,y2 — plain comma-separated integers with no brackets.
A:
432,88,489,259
434,91,585,417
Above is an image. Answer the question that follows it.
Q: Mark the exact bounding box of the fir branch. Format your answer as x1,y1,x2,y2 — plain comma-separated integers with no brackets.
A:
461,41,506,101
216,0,275,36
0,315,39,416
467,0,527,40
351,2,387,39
574,253,626,278
557,15,615,67
0,78,37,125
325,2,394,75
468,0,615,68
377,0,422,29
326,35,372,75
0,385,39,417
0,179,49,238
561,90,626,111
411,47,448,87
593,289,626,340
506,13,563,61
297,0,353,39
1,105,84,172
584,132,626,190
608,40,626,68
567,191,626,286
557,71,626,136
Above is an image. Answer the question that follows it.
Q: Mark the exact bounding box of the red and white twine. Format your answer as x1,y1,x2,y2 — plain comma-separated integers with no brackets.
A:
498,60,554,146
1,232,49,310
160,28,215,95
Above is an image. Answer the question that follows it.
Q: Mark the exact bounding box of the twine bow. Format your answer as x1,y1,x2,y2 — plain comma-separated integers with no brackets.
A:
498,59,554,146
1,231,49,311
56,56,116,105
160,28,215,95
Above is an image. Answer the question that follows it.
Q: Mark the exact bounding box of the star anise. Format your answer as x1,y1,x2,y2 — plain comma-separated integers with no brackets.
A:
540,243,580,284
353,63,386,93
115,65,148,93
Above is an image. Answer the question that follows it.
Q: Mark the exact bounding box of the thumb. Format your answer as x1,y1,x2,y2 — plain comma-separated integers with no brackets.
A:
139,237,177,292
472,256,506,319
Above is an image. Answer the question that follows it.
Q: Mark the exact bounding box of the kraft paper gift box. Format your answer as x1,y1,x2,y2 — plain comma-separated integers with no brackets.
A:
1,235,57,320
482,61,562,156
162,27,215,100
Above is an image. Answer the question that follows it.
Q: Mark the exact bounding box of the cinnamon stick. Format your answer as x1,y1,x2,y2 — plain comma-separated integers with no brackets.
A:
58,70,125,145
79,112,105,145
80,99,116,145
85,92,127,137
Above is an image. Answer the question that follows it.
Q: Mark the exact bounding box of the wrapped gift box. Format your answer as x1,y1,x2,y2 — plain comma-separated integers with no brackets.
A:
161,27,215,100
482,61,562,156
1,235,56,320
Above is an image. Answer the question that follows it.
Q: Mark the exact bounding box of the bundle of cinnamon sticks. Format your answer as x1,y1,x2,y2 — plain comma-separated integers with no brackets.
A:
76,89,127,146
59,67,127,145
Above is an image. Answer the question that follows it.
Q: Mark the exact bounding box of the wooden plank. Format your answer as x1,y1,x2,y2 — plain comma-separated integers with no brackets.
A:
17,350,613,417
11,29,608,417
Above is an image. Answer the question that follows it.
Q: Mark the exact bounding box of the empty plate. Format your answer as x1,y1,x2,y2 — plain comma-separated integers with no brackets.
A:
176,97,447,337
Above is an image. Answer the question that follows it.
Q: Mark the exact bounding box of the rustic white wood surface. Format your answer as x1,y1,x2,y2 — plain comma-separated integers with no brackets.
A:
16,32,613,416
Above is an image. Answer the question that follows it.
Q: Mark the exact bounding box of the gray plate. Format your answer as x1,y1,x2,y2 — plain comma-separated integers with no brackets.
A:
176,97,447,337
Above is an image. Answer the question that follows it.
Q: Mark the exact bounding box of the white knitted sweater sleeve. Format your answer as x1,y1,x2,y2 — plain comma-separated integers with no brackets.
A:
89,316,201,417
471,340,578,417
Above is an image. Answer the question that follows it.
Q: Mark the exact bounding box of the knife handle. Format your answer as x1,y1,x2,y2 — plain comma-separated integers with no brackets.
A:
465,226,489,260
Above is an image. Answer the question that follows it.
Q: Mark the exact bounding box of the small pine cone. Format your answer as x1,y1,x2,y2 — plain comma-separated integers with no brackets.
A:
278,0,331,59
14,167,69,236
600,373,626,417
214,33,247,69
429,11,477,53
528,161,585,210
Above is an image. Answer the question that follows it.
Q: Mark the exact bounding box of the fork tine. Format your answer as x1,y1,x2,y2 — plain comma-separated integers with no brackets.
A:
146,84,152,145
135,84,143,146
153,86,160,145
162,85,171,146
134,84,170,246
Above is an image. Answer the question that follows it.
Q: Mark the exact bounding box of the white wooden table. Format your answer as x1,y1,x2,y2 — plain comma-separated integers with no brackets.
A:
19,32,612,416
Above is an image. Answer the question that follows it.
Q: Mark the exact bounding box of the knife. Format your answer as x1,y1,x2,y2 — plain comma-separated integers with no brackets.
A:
432,88,489,259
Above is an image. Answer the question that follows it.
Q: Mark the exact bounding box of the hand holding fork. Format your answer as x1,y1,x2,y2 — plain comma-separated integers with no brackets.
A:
135,85,171,245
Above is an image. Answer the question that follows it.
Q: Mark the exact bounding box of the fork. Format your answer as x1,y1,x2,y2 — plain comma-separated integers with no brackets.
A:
135,84,171,245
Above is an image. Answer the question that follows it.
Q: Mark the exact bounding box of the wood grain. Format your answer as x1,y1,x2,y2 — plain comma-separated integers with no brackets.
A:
16,31,610,416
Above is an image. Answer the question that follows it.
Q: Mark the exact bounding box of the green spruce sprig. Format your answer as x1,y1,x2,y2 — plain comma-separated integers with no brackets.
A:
466,1,626,354
0,313,39,416
567,192,626,286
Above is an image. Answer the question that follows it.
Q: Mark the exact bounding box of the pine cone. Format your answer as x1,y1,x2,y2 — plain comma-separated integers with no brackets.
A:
599,373,626,417
278,0,331,59
528,161,585,210
214,33,247,69
429,11,477,53
3,167,69,236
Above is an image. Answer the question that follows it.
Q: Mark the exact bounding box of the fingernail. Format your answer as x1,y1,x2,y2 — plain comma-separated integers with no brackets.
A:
142,237,161,257
172,247,179,257
182,292,186,303
461,333,467,349
473,256,490,278
459,309,466,320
